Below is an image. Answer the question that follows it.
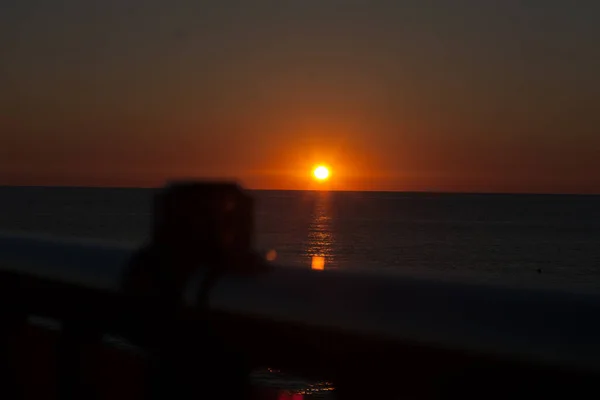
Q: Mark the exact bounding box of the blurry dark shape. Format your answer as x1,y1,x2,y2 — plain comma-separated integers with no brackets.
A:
121,181,266,399
123,181,261,300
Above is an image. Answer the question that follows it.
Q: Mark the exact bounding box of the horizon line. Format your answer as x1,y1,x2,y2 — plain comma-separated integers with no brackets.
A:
1,183,598,197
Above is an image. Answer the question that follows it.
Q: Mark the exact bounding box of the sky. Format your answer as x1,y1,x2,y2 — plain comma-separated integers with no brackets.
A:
1,0,599,193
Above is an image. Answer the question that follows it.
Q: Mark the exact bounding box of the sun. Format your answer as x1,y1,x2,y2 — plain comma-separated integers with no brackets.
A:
313,165,330,181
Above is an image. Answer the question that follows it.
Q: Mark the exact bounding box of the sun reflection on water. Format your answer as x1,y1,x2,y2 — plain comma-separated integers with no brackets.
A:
251,368,335,399
311,256,325,271
305,192,334,270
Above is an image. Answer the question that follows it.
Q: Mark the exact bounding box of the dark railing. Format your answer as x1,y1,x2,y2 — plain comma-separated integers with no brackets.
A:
1,182,600,399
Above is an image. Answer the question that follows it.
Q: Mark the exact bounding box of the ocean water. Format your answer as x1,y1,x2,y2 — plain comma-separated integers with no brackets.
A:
1,186,600,397
0,186,599,288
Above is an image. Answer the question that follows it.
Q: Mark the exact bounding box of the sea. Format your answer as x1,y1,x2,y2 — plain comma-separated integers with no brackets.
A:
1,186,599,286
1,186,600,397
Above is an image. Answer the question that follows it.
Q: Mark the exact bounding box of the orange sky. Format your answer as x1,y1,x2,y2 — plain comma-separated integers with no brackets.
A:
1,1,599,193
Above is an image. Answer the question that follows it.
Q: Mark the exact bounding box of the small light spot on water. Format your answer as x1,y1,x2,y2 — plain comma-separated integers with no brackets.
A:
266,249,278,261
311,256,325,271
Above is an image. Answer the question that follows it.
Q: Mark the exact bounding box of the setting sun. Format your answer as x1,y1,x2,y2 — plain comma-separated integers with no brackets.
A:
313,166,330,181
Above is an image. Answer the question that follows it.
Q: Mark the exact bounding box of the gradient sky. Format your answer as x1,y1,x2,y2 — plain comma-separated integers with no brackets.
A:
1,0,599,192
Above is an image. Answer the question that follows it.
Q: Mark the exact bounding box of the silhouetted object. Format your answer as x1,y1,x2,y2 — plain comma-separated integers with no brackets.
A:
123,181,257,298
121,181,265,399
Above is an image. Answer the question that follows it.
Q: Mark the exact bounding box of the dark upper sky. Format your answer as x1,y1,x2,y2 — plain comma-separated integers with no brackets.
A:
1,0,599,192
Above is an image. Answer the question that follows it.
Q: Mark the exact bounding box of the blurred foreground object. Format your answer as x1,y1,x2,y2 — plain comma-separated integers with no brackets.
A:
120,181,261,399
